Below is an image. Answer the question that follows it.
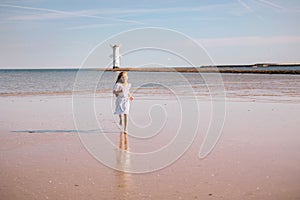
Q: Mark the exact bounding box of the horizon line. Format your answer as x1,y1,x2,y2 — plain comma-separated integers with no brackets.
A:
1,62,300,70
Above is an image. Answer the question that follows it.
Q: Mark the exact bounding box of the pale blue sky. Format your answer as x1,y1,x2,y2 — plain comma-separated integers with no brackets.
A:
0,0,300,68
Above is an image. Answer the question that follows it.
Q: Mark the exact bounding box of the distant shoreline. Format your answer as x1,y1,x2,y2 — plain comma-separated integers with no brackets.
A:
103,63,300,74
1,63,300,74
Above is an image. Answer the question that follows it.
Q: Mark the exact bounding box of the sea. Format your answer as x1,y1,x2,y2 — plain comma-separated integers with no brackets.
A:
0,68,300,103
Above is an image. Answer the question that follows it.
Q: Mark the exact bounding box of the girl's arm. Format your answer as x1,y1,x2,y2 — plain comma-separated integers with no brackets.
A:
113,89,123,95
128,92,134,101
113,83,123,95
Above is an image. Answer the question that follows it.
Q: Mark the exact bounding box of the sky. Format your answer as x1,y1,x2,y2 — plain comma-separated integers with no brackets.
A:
0,0,300,68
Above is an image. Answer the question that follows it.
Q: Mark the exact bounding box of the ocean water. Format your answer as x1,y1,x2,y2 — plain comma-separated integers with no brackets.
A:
0,69,300,103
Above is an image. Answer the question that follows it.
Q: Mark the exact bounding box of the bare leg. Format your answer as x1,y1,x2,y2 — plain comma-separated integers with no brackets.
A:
119,114,122,126
124,114,128,133
119,132,123,149
124,133,129,151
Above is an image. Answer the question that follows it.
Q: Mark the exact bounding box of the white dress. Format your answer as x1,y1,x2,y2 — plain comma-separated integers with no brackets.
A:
113,82,131,115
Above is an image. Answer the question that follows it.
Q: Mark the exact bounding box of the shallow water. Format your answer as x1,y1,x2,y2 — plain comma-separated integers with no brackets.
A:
0,69,299,103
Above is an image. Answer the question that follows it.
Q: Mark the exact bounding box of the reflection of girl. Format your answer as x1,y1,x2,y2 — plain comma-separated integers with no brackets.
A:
113,72,134,133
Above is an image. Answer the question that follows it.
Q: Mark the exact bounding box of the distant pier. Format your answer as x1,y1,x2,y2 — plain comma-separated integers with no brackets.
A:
100,63,300,74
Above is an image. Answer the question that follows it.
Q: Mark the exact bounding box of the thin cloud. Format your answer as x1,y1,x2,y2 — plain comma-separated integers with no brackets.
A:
83,3,236,16
198,35,300,47
251,0,300,12
237,0,265,20
237,0,254,12
7,10,90,20
255,0,286,11
65,23,124,30
0,3,142,24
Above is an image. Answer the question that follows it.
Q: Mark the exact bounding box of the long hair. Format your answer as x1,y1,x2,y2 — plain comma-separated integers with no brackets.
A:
115,71,127,83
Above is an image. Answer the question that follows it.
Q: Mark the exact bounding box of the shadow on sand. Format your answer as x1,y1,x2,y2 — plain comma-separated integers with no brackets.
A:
11,129,102,134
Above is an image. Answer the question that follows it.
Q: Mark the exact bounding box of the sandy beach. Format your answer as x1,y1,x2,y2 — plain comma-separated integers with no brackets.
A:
1,94,300,200
2,0,300,199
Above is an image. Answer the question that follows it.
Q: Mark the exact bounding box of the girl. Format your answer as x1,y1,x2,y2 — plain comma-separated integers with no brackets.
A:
113,72,134,133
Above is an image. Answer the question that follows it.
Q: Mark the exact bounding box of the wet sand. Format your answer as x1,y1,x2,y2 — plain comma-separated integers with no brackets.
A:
0,95,300,199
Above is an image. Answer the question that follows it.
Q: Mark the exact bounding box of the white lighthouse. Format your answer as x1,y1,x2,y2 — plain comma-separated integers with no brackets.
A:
111,44,121,69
